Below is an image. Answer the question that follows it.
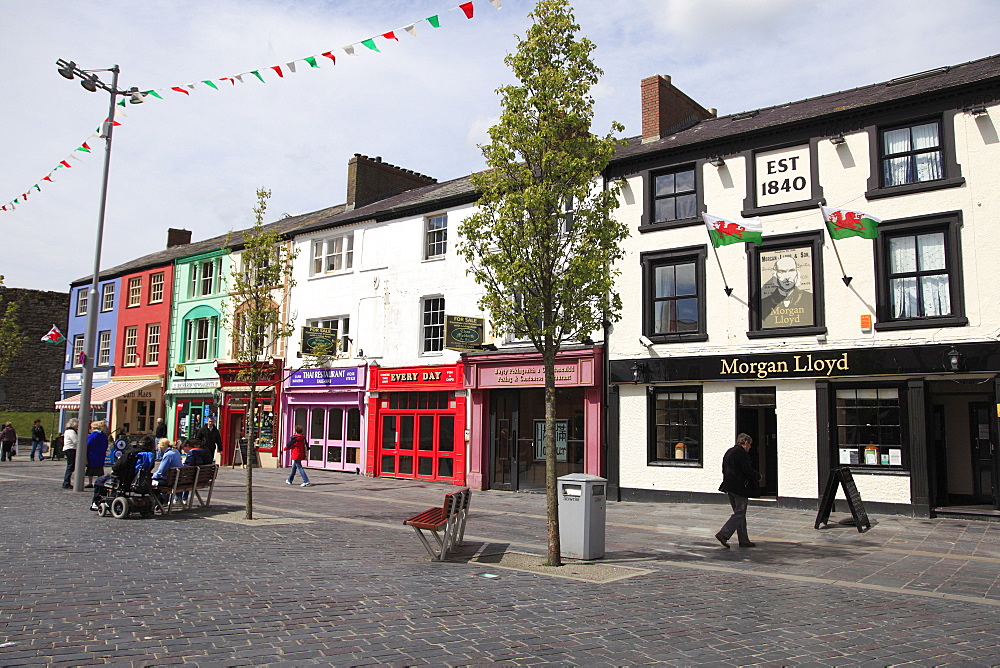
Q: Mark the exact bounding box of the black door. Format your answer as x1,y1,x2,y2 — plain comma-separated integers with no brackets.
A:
490,390,518,491
970,402,998,507
737,388,778,497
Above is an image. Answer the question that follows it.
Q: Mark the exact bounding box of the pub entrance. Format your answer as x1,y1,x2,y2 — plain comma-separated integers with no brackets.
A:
736,387,778,497
929,380,998,510
489,388,585,492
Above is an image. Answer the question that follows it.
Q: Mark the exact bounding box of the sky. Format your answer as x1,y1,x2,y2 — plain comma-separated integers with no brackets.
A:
2,0,999,292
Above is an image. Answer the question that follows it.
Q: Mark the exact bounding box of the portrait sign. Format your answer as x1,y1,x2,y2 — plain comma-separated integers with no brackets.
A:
759,246,814,329
754,144,812,208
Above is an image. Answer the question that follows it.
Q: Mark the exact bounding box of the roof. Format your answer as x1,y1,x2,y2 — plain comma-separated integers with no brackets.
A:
611,52,1000,166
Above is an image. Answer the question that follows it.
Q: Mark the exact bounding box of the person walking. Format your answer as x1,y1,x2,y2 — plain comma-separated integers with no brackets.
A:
195,417,222,463
85,421,109,488
154,418,167,440
61,418,79,488
283,425,311,487
715,433,760,549
30,419,47,461
1,422,17,461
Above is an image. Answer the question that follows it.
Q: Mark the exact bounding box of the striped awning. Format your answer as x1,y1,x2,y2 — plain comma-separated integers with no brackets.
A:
55,379,160,409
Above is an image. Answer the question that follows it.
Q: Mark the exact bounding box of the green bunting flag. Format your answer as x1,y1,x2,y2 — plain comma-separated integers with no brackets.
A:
361,38,379,52
304,56,318,68
427,14,441,28
202,80,219,90
144,90,163,99
250,70,265,83
820,205,880,240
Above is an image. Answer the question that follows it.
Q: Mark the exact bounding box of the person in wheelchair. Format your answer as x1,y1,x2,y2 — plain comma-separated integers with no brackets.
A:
90,436,157,511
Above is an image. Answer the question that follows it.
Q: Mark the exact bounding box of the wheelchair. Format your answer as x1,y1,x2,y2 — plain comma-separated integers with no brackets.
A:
95,468,158,519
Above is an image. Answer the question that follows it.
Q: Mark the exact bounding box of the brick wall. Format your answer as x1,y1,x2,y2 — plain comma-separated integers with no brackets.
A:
346,154,436,209
0,287,69,411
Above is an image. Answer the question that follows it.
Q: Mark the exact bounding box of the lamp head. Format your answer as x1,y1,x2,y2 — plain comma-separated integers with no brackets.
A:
80,77,98,92
127,87,146,104
57,61,77,80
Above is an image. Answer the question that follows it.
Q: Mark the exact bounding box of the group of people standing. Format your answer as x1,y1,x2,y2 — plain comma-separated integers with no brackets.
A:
0,419,50,461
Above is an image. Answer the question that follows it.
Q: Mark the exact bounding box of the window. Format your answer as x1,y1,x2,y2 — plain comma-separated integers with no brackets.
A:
184,317,218,362
101,283,115,312
76,288,88,316
97,331,111,367
422,297,445,353
505,292,543,344
307,317,351,354
145,324,160,365
881,121,942,187
874,213,966,330
834,387,905,469
127,277,142,307
425,215,447,259
648,387,702,466
641,246,707,343
311,232,354,275
652,167,696,224
149,272,164,303
72,335,85,367
747,232,826,338
123,326,139,366
235,310,277,358
866,116,963,199
189,259,221,297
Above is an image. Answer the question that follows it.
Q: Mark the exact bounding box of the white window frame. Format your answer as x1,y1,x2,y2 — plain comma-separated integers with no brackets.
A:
97,331,111,367
149,272,164,304
127,277,142,307
101,283,115,312
421,296,445,354
189,259,220,297
72,335,85,367
425,214,448,259
310,232,354,276
307,316,351,355
123,326,139,366
145,323,160,365
184,317,218,362
76,289,88,316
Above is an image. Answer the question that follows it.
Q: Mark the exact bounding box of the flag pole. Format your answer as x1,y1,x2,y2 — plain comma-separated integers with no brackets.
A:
820,204,852,286
712,245,733,296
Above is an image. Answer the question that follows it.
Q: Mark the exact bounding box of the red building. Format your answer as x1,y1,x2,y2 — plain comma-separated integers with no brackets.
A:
216,360,284,466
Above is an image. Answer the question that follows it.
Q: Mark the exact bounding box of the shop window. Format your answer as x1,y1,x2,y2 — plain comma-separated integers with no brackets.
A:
101,283,115,312
648,387,702,466
145,324,160,365
76,288,88,316
874,213,966,331
747,232,826,338
149,272,164,303
135,401,155,433
123,326,139,366
866,116,964,199
346,407,361,441
311,232,354,276
640,164,701,231
641,246,707,343
425,214,447,259
834,387,906,469
97,331,111,367
422,296,445,354
127,277,142,307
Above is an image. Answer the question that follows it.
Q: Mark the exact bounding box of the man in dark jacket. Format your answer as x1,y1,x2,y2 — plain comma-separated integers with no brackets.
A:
715,433,759,548
195,417,222,463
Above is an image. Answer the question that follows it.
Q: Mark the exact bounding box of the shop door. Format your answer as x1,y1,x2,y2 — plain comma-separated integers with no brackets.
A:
227,411,244,466
490,390,518,491
378,407,457,481
970,402,999,507
293,406,362,472
737,388,778,497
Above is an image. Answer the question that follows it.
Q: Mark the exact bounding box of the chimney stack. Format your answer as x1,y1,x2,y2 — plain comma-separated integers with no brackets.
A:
167,228,192,248
641,75,715,143
346,153,437,209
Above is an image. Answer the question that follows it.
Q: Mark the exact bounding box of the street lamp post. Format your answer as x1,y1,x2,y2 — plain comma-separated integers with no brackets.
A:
56,60,144,492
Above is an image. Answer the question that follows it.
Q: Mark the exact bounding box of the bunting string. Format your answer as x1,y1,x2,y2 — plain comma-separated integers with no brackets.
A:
2,0,501,214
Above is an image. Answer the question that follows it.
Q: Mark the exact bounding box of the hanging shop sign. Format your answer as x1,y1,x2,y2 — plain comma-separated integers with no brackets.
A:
445,315,485,351
300,326,340,356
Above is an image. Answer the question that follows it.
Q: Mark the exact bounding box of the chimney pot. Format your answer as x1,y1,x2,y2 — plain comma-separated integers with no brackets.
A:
641,74,713,142
166,228,192,248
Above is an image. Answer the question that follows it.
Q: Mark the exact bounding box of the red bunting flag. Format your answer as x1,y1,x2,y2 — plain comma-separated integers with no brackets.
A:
171,87,190,95
220,77,235,85
59,161,71,168
383,31,399,41
43,176,53,182
460,2,474,18
271,65,284,77
321,51,336,64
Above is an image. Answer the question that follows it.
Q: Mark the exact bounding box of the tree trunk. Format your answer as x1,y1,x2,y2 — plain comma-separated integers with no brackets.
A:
245,384,255,520
543,351,562,567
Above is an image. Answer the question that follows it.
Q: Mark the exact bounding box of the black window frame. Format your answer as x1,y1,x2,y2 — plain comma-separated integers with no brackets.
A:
747,231,826,339
741,139,825,217
831,382,909,472
639,162,703,232
640,245,708,344
874,211,967,331
647,385,703,467
865,113,964,200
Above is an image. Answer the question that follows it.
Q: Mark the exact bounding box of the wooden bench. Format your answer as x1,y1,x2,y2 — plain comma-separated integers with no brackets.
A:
154,464,219,514
403,488,472,561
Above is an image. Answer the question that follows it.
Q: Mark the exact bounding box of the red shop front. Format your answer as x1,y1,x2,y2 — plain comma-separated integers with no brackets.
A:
366,362,466,485
217,360,284,466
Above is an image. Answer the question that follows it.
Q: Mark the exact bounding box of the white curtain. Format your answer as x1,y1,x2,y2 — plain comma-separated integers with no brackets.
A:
882,123,942,185
889,233,949,318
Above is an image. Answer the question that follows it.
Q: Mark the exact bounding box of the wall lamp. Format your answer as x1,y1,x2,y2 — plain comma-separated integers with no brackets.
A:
945,346,963,372
965,104,988,116
708,156,726,168
631,361,651,384
829,134,846,145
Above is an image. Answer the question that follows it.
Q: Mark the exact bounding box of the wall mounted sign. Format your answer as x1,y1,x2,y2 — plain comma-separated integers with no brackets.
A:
755,144,812,208
759,246,814,329
371,364,463,391
477,362,584,388
445,315,485,351
301,326,339,356
288,366,361,388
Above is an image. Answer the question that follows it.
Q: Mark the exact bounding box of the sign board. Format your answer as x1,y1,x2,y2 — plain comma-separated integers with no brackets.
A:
301,326,339,356
288,366,360,388
755,144,812,208
815,467,871,532
533,419,568,462
445,315,485,351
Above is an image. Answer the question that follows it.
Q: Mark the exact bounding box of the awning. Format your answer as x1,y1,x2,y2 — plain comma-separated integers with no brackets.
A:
55,379,160,409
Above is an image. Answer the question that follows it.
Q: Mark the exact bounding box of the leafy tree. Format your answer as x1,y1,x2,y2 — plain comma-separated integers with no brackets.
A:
458,0,627,566
225,189,298,520
0,276,26,378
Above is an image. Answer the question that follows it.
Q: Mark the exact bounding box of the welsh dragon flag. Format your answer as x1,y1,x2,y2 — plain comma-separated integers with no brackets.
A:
40,324,65,345
703,213,763,247
820,205,880,240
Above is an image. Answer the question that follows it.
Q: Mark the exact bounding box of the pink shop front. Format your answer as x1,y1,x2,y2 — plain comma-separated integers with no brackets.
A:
464,347,603,492
282,366,367,474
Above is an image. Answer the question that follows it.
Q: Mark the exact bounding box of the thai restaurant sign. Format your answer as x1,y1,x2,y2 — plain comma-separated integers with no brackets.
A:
288,366,362,388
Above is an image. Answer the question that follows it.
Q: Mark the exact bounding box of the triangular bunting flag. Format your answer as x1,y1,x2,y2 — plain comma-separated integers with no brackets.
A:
304,56,319,68
404,24,418,37
271,65,284,77
383,31,399,41
235,74,245,84
43,175,53,183
76,144,91,153
321,51,337,63
250,70,265,83
361,38,379,52
820,205,880,240
220,77,235,85
33,184,40,192
427,15,441,28
59,161,72,168
117,99,126,107
144,90,163,99
202,80,219,90
703,213,764,247
69,153,82,162
490,0,502,8
41,325,66,345
286,61,296,73
344,45,357,56
459,2,474,18
171,86,190,95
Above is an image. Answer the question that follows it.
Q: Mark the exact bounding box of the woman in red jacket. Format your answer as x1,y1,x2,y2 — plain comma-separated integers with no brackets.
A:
284,425,311,487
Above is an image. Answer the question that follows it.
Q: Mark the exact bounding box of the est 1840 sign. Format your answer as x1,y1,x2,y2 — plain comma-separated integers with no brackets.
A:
755,144,812,208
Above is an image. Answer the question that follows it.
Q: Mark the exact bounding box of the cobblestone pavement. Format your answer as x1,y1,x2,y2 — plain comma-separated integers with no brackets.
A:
3,460,1000,666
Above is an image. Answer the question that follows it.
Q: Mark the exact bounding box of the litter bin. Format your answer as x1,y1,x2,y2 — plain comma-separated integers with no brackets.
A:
557,473,607,560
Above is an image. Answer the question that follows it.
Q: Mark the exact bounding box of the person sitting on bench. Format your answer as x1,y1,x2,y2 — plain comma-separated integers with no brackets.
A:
152,439,183,486
181,439,210,467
